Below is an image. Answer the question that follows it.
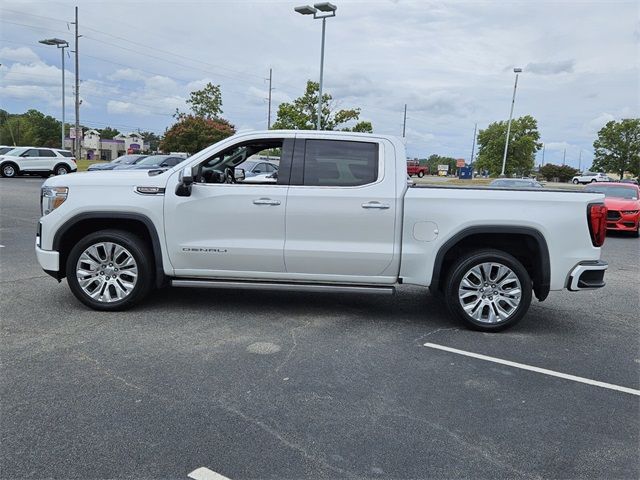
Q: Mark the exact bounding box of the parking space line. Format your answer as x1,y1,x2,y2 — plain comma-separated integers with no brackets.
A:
188,467,232,480
424,342,640,396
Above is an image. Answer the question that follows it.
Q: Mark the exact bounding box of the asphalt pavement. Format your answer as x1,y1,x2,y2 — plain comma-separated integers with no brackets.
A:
1,177,638,479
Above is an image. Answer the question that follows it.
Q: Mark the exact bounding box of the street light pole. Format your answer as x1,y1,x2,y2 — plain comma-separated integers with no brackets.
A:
500,67,522,177
39,38,69,149
295,2,337,130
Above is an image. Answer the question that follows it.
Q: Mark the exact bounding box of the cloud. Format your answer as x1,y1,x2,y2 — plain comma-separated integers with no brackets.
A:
525,60,575,75
585,112,615,134
0,46,40,64
108,68,146,82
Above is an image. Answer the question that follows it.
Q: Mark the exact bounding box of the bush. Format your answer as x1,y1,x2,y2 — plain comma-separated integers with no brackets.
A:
539,164,579,183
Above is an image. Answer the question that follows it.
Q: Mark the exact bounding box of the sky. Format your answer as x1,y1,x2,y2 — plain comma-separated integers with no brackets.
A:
0,0,638,168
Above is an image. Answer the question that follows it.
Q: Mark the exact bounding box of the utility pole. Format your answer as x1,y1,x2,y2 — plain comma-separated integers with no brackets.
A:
541,144,545,166
73,6,80,159
470,122,477,166
267,68,273,129
500,68,523,177
562,148,566,165
402,104,407,138
578,149,582,172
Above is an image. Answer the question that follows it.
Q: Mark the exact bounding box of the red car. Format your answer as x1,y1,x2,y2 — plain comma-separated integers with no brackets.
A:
585,183,640,237
407,160,428,178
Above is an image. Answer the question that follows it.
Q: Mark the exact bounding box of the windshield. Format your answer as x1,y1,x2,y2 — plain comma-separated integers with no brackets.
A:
3,148,24,156
136,156,169,166
586,186,638,200
490,179,540,187
0,147,14,155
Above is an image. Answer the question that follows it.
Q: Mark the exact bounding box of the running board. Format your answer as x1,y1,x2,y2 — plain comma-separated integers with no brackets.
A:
171,279,396,295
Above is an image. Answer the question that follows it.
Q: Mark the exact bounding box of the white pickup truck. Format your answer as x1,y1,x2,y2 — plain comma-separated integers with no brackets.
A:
36,130,609,331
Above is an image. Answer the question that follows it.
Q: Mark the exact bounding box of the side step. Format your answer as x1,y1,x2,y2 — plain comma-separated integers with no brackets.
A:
171,279,396,295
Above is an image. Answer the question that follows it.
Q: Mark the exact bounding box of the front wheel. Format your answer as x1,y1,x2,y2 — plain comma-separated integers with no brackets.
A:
66,229,154,311
572,179,579,184
1,162,19,178
418,171,425,178
444,249,532,331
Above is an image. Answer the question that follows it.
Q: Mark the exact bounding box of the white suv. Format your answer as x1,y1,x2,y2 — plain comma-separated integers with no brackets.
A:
0,147,77,178
571,172,610,184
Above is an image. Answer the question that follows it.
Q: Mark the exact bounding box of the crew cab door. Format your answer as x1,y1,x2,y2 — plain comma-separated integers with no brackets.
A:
284,137,398,280
163,136,293,277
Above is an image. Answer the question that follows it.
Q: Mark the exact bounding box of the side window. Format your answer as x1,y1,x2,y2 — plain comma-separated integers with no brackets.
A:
58,151,74,158
302,140,378,187
39,149,56,157
264,163,276,173
22,149,39,157
165,158,182,167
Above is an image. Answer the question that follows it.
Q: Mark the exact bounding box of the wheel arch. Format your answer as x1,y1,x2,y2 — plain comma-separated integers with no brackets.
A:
52,212,165,287
431,226,550,301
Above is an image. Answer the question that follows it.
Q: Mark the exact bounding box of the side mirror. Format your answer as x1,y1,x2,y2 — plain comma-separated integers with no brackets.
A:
270,171,278,180
235,168,245,182
175,165,194,197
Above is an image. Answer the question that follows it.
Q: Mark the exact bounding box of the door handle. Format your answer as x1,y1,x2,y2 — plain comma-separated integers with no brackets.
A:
361,201,390,209
253,198,281,206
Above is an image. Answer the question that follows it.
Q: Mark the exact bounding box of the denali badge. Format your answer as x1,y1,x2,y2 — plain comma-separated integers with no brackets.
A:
182,247,228,253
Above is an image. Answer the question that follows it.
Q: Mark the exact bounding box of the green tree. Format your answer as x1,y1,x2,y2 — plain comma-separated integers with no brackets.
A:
539,163,579,183
0,109,61,147
592,119,640,178
99,127,120,139
181,82,223,120
140,131,161,151
475,115,542,177
160,115,235,154
425,154,458,174
272,80,372,132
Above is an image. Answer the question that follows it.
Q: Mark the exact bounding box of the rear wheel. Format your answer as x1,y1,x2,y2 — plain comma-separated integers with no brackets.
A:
590,179,597,183
418,171,425,178
66,229,154,311
1,162,19,178
444,249,532,331
572,179,579,184
54,164,70,176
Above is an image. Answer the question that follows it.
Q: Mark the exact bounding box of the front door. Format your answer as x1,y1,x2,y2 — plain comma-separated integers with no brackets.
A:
164,136,293,278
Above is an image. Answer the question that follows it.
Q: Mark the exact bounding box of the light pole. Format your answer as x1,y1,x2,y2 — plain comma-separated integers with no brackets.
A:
39,38,69,149
295,2,337,130
500,67,523,177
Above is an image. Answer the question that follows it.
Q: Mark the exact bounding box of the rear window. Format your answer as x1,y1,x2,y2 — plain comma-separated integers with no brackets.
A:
586,186,638,200
58,151,74,157
303,140,378,187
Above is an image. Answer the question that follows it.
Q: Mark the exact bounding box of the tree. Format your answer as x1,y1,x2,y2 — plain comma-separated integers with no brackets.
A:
592,119,640,178
539,164,579,183
425,154,458,174
160,115,235,154
0,109,61,147
272,80,373,132
182,82,223,120
140,131,161,152
474,115,542,177
99,127,120,139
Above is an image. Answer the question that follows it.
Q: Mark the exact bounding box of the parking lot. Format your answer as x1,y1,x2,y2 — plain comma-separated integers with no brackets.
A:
1,177,638,479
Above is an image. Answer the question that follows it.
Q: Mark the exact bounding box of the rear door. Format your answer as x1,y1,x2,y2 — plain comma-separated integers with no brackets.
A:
283,137,398,280
38,149,57,171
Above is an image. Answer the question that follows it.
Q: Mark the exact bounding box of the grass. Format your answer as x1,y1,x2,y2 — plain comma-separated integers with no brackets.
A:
75,159,105,172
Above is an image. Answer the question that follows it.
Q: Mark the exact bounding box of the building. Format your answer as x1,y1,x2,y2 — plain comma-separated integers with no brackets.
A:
64,129,150,161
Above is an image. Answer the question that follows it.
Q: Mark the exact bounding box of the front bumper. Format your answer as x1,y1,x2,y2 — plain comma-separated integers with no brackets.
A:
567,260,608,291
35,239,60,272
606,211,639,232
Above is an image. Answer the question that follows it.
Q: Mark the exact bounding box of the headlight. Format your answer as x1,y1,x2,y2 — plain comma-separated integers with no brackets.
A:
41,186,68,216
621,210,639,215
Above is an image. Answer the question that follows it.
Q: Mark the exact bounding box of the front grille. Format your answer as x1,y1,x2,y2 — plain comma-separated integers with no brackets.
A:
607,211,621,220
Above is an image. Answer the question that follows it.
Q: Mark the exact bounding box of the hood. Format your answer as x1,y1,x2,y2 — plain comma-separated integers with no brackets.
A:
87,163,118,170
605,197,640,210
43,169,171,188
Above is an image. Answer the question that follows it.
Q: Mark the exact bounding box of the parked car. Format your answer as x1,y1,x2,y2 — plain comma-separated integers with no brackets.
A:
0,147,77,178
240,172,277,183
0,146,15,155
489,178,544,188
584,183,640,237
571,172,610,184
113,155,186,171
619,178,639,186
407,160,428,178
87,154,148,171
36,130,608,332
236,159,278,178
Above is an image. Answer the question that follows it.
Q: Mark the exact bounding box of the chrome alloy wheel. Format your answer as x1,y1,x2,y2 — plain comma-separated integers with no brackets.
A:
75,242,138,303
458,262,522,324
3,164,16,177
56,166,68,175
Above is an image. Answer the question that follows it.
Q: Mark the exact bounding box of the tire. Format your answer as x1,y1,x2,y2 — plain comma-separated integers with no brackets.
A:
572,179,579,184
1,162,19,178
418,171,425,178
54,164,70,176
443,249,532,332
65,229,154,311
590,179,597,183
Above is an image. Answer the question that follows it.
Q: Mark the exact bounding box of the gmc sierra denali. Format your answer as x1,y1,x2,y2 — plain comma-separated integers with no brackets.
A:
36,130,608,331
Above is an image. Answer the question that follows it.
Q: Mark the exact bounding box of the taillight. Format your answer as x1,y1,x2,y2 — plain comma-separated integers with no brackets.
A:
588,203,607,247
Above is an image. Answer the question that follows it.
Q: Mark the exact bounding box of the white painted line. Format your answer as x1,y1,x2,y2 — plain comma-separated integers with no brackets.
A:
424,342,640,396
188,467,232,480
0,244,5,248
